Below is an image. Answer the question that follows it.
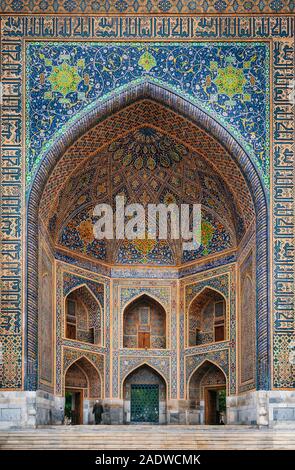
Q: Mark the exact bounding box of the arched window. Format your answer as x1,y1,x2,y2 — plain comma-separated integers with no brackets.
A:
188,288,226,347
123,295,166,349
65,286,101,345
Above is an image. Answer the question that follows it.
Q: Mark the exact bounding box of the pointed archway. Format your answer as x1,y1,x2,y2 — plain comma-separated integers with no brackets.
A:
188,360,227,425
187,287,227,347
64,285,102,345
123,294,166,349
123,364,167,424
64,356,102,425
25,83,268,394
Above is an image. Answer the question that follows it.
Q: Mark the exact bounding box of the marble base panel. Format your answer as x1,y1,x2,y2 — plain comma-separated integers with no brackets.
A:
227,391,295,426
1,391,295,427
0,391,64,428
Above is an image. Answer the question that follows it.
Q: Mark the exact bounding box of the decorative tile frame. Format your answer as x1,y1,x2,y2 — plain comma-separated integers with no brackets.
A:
55,262,110,396
24,79,269,393
0,14,294,393
237,229,257,393
185,350,230,398
0,1,293,15
181,265,236,396
119,357,171,399
38,230,55,393
62,347,105,398
113,280,178,398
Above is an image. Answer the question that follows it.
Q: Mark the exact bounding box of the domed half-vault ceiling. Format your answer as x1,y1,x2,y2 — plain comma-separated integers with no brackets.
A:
45,123,252,267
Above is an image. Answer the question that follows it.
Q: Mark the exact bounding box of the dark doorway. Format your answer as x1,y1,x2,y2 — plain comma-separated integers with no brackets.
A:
205,386,226,424
65,389,83,425
130,384,159,423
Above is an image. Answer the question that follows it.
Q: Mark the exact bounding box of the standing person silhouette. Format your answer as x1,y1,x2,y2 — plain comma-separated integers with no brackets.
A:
92,400,104,424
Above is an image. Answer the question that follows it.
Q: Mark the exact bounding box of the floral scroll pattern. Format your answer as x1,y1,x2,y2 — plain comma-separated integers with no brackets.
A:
26,42,269,186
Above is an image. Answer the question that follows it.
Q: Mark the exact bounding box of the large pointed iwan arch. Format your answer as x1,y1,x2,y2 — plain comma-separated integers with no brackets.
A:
26,82,269,390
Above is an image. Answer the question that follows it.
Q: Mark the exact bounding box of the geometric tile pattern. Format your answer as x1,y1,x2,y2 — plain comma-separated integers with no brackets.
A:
0,1,293,14
273,334,295,388
183,269,236,395
0,13,293,394
39,100,255,232
53,128,240,265
0,336,22,389
26,41,269,185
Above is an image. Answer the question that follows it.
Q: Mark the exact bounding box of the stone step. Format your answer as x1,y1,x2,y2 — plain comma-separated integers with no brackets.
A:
27,433,292,436
36,425,258,430
1,437,272,440
1,426,295,450
1,433,292,436
1,444,295,450
2,436,267,438
0,435,294,440
1,444,294,449
1,433,266,436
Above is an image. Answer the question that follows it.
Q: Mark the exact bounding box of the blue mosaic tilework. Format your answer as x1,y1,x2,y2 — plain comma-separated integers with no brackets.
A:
55,249,111,276
185,349,229,389
63,272,105,307
116,239,175,265
0,0,293,14
121,287,170,308
1,14,293,394
26,42,270,187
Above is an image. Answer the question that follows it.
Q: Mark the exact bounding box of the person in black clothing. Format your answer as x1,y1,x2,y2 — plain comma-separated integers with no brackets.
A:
92,400,103,424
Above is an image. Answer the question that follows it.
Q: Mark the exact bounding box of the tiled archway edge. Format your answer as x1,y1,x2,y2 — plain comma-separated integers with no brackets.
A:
26,81,269,391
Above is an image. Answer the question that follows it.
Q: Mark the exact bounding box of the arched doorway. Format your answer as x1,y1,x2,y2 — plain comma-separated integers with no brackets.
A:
64,357,101,425
188,288,226,347
123,295,166,349
188,361,227,425
123,365,167,424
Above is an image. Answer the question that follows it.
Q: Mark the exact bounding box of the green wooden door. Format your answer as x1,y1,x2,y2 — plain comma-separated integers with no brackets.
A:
130,384,159,423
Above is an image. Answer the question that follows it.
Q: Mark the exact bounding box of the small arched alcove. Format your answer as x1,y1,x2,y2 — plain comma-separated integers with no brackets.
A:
123,295,166,349
188,360,227,425
188,288,226,347
64,356,102,425
65,285,101,345
123,364,167,424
